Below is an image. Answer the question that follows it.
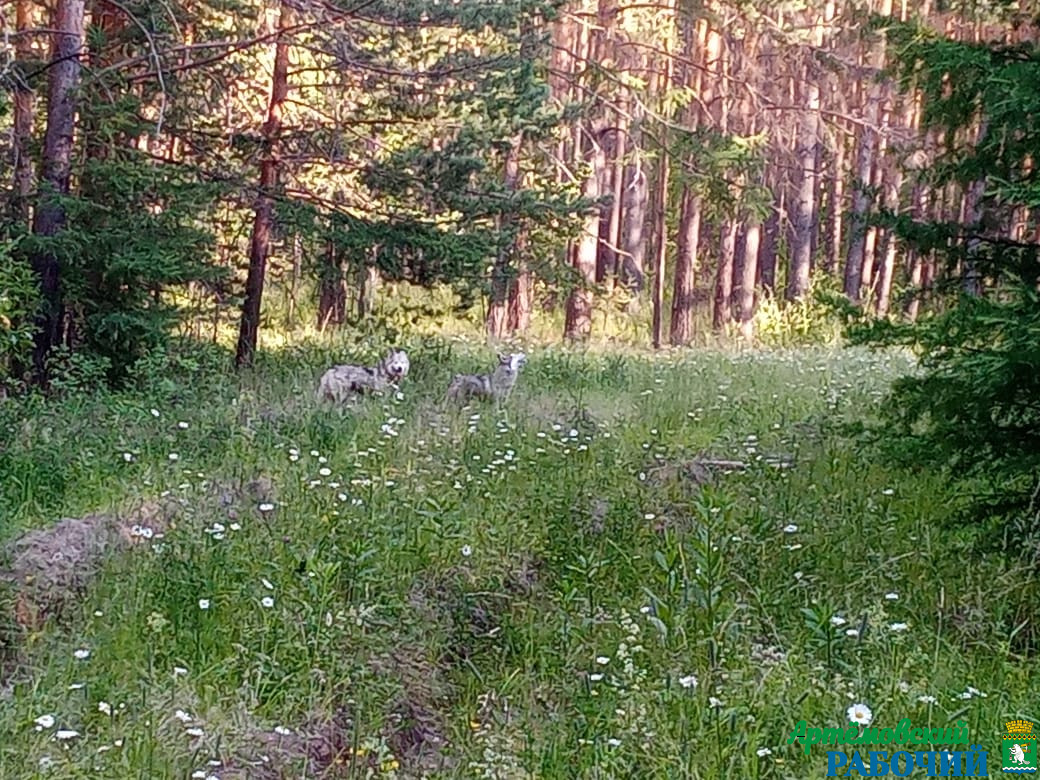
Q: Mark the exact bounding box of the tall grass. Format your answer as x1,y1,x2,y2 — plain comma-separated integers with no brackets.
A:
0,337,1034,778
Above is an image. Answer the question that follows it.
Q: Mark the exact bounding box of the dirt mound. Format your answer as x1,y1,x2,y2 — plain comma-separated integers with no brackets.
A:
0,498,177,630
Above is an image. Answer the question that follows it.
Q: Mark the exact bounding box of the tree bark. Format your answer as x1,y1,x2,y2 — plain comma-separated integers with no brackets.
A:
738,223,761,340
619,127,648,299
713,221,738,331
236,0,292,367
30,0,86,384
486,133,523,340
565,121,606,342
11,0,36,225
670,186,701,345
788,1,831,300
317,241,347,331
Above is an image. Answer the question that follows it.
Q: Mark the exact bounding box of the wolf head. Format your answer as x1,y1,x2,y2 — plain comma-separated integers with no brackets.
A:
497,352,527,373
382,349,410,381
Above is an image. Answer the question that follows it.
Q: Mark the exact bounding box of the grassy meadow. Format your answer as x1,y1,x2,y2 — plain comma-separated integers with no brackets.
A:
0,332,1036,778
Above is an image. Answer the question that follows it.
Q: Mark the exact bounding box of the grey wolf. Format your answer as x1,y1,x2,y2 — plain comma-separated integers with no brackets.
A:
317,348,410,403
446,352,527,404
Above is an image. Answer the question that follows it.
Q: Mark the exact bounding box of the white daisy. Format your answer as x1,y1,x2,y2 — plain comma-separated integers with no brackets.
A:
846,703,873,726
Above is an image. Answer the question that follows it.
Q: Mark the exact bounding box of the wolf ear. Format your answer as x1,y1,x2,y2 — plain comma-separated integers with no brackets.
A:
498,353,509,364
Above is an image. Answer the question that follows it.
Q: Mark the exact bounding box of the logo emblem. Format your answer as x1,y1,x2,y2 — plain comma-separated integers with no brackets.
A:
1003,720,1038,773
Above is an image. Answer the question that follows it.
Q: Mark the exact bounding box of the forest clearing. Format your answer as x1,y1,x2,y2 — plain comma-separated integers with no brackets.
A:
2,0,1040,777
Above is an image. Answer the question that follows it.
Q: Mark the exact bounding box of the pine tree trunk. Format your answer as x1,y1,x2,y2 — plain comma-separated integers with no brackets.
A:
738,223,761,340
844,0,891,303
30,0,86,384
486,133,523,340
357,263,379,322
713,222,737,331
824,133,846,275
317,242,347,331
670,186,701,345
236,0,292,368
619,135,648,299
759,180,780,294
564,121,605,342
11,0,35,224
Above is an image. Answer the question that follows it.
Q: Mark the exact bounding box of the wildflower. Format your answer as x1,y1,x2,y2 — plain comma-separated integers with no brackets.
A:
845,628,860,638
150,408,160,418
198,599,211,610
185,727,205,737
882,488,895,496
98,702,112,716
34,715,55,731
606,738,622,747
589,673,604,682
846,703,873,727
178,421,189,429
262,578,274,590
884,592,899,601
595,656,610,665
55,730,80,740
73,648,90,660
122,452,134,462
643,513,656,521
917,695,937,704
678,675,698,689
261,597,274,609
168,453,179,461
319,467,331,477
709,696,724,709
783,524,798,533
258,502,274,512
173,667,188,677
175,710,193,723
757,747,773,757
889,622,909,632
273,726,291,736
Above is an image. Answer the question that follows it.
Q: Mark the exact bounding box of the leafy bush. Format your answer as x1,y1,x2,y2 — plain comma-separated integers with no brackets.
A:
0,241,38,391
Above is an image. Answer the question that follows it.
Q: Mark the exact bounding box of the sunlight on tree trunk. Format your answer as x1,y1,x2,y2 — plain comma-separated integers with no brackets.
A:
236,0,292,368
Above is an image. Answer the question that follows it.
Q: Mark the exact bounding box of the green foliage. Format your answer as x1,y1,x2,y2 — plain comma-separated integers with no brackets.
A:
755,276,848,347
17,155,228,386
853,22,1040,545
0,240,38,389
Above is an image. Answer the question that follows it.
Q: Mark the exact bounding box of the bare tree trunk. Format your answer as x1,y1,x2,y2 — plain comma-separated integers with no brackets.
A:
11,0,36,224
30,0,86,384
669,15,707,346
564,121,605,342
236,0,292,367
486,133,523,340
506,243,532,333
759,182,781,294
317,241,347,331
288,233,302,328
357,262,379,322
844,0,891,303
875,163,903,317
789,1,832,300
670,186,701,345
738,223,761,340
713,222,737,331
823,132,847,275
619,129,648,299
603,117,628,290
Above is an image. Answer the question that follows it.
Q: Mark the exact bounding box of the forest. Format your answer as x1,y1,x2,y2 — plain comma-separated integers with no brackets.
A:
0,0,1038,778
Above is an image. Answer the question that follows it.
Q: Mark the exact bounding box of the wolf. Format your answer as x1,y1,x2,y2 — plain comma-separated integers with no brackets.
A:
316,348,410,403
446,352,527,404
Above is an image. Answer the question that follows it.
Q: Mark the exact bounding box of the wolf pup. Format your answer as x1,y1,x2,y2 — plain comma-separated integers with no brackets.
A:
446,352,527,404
317,348,410,403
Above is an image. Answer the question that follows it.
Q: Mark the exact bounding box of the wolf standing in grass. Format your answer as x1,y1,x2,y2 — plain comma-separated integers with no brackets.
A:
446,352,527,405
317,348,410,403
